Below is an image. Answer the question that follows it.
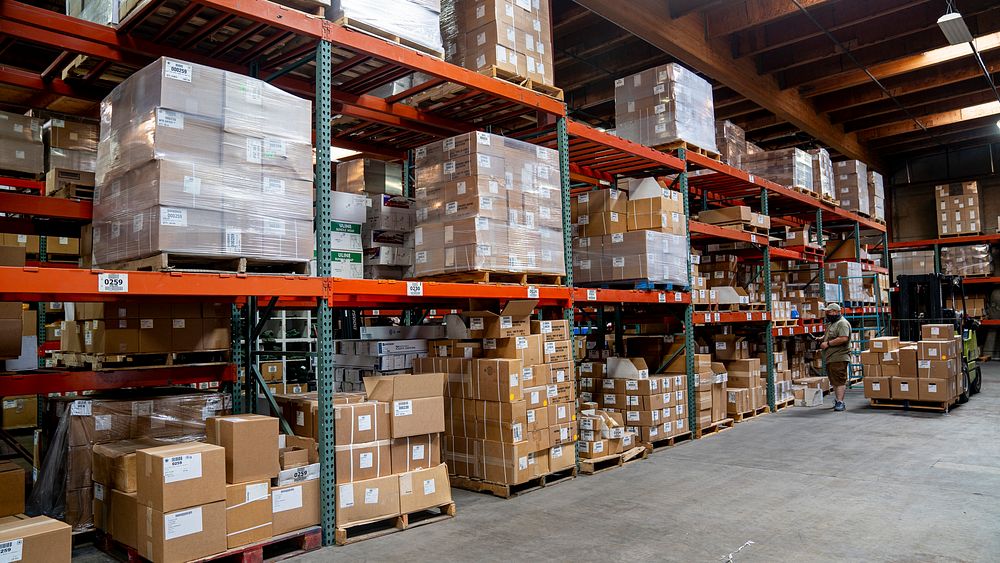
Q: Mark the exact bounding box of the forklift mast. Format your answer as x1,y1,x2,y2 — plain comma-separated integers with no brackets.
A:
892,274,966,342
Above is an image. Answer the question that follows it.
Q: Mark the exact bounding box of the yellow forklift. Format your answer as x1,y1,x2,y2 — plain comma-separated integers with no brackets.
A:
894,274,982,402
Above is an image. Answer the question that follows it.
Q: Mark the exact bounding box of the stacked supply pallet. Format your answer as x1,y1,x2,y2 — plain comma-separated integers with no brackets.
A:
935,182,981,237
863,325,964,411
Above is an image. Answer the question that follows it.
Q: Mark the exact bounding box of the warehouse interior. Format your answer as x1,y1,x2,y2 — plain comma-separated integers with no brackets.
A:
1,0,999,561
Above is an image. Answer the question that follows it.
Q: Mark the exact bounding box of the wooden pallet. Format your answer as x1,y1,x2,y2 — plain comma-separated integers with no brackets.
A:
694,417,734,439
97,525,322,562
708,221,770,236
653,140,722,161
772,396,794,412
791,186,820,198
869,397,959,413
450,466,577,499
334,502,456,546
772,319,798,327
579,445,648,475
414,270,563,286
0,169,44,182
479,66,564,100
54,349,230,370
274,0,327,16
47,183,95,200
731,405,768,423
333,16,444,58
103,252,310,275
643,431,693,454
822,195,839,207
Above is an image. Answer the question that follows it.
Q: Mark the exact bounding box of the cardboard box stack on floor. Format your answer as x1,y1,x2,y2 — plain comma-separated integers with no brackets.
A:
336,158,416,280
333,325,445,392
332,0,443,57
807,148,836,201
863,326,963,403
93,57,314,266
34,392,232,532
0,515,72,562
614,63,718,152
57,302,231,356
578,406,637,459
417,301,576,484
600,357,686,444
572,178,687,285
935,182,980,237
440,0,554,86
834,160,870,216
744,148,814,193
0,109,44,175
412,132,565,278
941,244,992,277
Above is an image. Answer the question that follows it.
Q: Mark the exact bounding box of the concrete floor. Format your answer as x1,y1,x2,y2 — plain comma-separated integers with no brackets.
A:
77,365,1000,562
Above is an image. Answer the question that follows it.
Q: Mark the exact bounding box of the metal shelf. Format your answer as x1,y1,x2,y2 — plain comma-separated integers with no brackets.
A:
327,279,572,308
693,310,769,324
572,287,689,304
961,277,1000,285
690,220,769,245
888,234,1000,249
772,320,824,337
0,192,93,221
0,364,235,395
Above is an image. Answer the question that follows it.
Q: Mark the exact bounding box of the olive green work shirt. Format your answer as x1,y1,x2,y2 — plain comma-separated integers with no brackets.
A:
824,316,852,363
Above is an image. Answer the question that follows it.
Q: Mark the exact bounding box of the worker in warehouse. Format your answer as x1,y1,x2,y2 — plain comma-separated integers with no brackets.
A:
820,302,851,412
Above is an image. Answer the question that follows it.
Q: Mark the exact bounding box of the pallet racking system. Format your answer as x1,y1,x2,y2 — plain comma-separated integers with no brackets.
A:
0,0,889,545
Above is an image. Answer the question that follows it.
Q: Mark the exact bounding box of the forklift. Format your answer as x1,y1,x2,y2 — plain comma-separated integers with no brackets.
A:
893,274,983,402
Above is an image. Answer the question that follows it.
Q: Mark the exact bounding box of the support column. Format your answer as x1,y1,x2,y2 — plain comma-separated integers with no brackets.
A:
762,189,775,411
680,150,696,433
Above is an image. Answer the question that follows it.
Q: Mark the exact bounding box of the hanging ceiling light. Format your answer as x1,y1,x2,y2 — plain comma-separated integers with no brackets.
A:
938,12,974,45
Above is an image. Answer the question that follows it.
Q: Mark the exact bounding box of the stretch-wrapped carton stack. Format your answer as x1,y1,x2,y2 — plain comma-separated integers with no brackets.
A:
891,250,935,276
941,244,992,277
807,148,835,201
614,63,717,152
412,132,565,278
935,182,980,237
0,110,44,175
715,120,746,169
744,148,813,193
93,57,314,266
331,0,443,56
868,171,885,222
834,160,870,216
441,0,554,86
418,301,577,485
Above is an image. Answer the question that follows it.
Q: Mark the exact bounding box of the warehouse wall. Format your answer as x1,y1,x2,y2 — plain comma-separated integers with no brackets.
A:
890,174,1000,242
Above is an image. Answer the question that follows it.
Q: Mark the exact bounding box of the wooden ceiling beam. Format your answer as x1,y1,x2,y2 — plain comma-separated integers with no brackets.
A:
671,0,730,19
859,101,1000,141
888,129,998,159
573,0,879,165
716,99,764,121
705,0,836,38
731,0,927,59
875,118,1000,152
841,85,1000,132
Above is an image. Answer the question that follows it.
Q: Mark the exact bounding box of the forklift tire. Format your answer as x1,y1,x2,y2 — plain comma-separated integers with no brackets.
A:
971,366,983,395
959,369,971,404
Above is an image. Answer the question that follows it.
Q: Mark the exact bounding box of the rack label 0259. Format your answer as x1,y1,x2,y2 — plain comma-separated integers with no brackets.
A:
98,273,129,293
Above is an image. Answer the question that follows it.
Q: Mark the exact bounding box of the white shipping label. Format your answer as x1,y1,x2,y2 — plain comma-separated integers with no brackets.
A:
160,207,187,226
516,336,528,350
339,484,355,508
613,257,625,268
183,176,202,195
929,384,938,393
273,486,303,513
359,452,373,469
140,319,154,329
172,319,185,329
593,441,605,453
164,60,193,82
412,445,425,460
164,507,203,540
70,400,92,416
246,482,269,503
263,177,286,195
519,456,529,470
394,400,413,417
357,414,372,432
296,411,305,426
527,410,536,424
422,478,437,496
245,138,263,164
545,342,556,354
872,383,881,391
531,391,540,404
500,316,513,329
558,405,567,419
364,487,379,504
547,385,558,398
900,382,909,392
95,483,105,501
510,373,519,388
163,453,203,483
156,108,184,129
95,415,112,431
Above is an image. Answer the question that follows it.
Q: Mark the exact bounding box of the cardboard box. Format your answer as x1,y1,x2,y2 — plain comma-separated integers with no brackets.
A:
921,324,956,340
869,336,900,352
334,475,399,527
0,462,24,517
2,396,37,430
224,480,271,548
271,478,321,535
864,376,891,399
892,377,920,400
918,359,955,379
92,439,166,492
899,346,918,377
363,377,445,437
471,358,523,402
918,378,954,402
111,490,139,548
457,300,537,339
398,463,452,514
260,361,283,382
332,401,390,445
390,434,441,475
0,516,71,562
136,442,226,512
530,319,570,342
206,414,279,483
137,501,227,563
334,441,391,484
918,340,956,361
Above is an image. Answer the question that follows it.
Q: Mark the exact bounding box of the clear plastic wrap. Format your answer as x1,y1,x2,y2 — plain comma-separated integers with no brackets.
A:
0,110,44,174
573,230,687,285
891,250,935,276
715,120,746,169
935,182,980,236
332,0,443,56
744,148,813,192
807,148,835,200
336,158,403,195
66,0,121,25
28,390,231,531
833,160,870,216
941,245,993,277
867,170,885,222
412,131,565,277
440,0,554,85
614,63,718,152
94,57,314,265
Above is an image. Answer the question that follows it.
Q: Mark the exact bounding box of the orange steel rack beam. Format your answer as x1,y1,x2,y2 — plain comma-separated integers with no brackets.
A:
888,234,1000,249
327,279,572,308
572,288,690,305
0,364,235,395
693,311,769,324
0,192,92,221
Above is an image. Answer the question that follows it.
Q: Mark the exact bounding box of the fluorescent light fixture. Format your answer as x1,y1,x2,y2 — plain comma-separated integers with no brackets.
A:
938,12,974,45
996,119,1000,130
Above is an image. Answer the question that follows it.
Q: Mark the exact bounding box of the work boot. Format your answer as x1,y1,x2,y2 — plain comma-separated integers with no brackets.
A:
834,401,846,412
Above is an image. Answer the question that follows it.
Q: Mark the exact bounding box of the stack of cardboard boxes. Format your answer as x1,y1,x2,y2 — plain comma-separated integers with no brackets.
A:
440,0,554,87
935,182,981,237
868,171,885,223
577,406,637,460
604,357,687,444
941,244,992,277
337,158,415,280
807,148,836,201
834,160,871,216
332,0,443,56
891,250,935,276
58,302,231,357
572,179,687,285
44,118,98,202
412,132,564,278
715,120,747,169
863,327,962,403
416,301,577,484
614,63,718,152
0,246,24,361
333,325,445,392
93,57,314,266
322,191,368,279
0,110,44,175
744,148,814,193
0,515,71,562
